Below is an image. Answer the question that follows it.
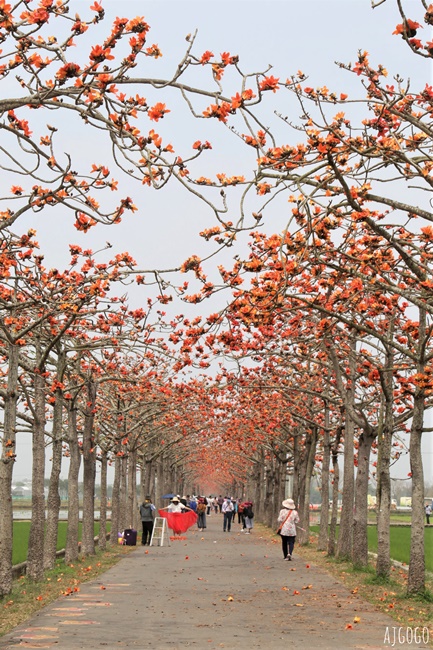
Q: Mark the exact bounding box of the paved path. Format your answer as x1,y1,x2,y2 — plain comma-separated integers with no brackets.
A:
0,516,427,649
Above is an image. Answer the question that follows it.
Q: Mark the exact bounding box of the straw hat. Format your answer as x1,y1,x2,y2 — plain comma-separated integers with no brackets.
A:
282,498,296,510
171,496,180,503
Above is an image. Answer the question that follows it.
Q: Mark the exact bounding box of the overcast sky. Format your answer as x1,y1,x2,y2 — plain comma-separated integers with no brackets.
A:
10,0,433,485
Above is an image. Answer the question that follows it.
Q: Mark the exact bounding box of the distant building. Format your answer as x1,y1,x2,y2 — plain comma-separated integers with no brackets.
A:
12,485,31,499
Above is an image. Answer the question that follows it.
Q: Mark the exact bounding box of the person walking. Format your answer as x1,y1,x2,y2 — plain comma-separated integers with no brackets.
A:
139,495,155,545
237,500,245,525
243,501,254,534
426,503,431,525
188,495,198,512
197,497,207,531
222,497,234,532
231,499,237,525
277,498,300,560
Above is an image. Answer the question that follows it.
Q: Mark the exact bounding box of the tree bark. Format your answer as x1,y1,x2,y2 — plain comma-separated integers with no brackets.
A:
408,393,425,593
65,401,81,563
376,343,394,578
27,366,46,582
327,426,342,557
263,456,274,527
127,448,137,530
81,380,97,556
0,342,19,596
299,427,317,545
110,452,121,545
142,457,154,501
119,455,127,532
352,427,375,567
44,388,63,569
318,398,331,551
336,411,354,560
336,341,356,561
292,433,300,506
408,305,427,594
44,351,66,570
98,449,108,551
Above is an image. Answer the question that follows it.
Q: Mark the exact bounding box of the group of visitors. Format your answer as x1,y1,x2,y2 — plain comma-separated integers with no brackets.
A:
221,497,254,533
139,492,303,563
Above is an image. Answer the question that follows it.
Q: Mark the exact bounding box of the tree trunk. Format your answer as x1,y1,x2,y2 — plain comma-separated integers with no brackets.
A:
0,342,19,596
127,449,137,530
155,455,164,505
119,455,127,532
247,461,261,509
292,433,300,506
327,427,341,557
110,452,121,545
98,450,108,551
336,342,357,561
27,367,46,582
263,457,274,527
318,398,331,551
142,457,154,501
274,456,286,528
352,427,375,567
408,392,425,593
336,409,354,560
407,305,427,594
299,427,317,545
44,385,64,569
81,380,97,556
376,368,394,577
65,402,81,563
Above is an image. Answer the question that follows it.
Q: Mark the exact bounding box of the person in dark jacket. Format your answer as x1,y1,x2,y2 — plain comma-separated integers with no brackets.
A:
139,496,155,545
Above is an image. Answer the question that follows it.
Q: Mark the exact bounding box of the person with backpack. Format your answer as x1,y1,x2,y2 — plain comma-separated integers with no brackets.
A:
277,498,300,560
243,501,254,534
139,496,156,545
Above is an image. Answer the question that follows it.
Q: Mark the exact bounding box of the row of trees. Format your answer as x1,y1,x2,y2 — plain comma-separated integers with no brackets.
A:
0,0,432,600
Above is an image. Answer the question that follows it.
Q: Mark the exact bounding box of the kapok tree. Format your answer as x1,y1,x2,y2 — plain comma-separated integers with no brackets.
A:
207,215,429,575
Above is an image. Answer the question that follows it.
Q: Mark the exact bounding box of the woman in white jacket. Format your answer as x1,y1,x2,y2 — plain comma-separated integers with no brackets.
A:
277,498,300,561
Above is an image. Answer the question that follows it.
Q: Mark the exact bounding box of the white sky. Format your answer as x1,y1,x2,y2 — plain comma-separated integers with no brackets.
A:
9,0,433,483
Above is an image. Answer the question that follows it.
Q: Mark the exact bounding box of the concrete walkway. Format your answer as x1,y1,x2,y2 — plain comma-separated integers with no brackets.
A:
0,515,427,649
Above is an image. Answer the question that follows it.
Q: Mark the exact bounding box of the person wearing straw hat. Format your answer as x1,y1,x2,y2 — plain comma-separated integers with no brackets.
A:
165,496,190,513
277,498,300,561
159,496,197,537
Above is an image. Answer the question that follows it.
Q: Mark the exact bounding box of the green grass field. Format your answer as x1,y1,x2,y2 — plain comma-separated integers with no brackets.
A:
311,525,433,572
12,522,111,565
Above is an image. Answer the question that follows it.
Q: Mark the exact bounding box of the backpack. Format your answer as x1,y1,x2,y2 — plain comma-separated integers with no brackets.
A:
197,502,206,514
245,506,254,519
141,503,153,519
